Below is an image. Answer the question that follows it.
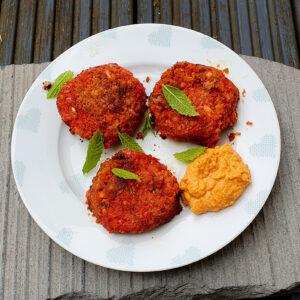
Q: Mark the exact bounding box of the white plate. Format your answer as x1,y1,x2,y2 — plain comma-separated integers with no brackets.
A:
11,24,280,272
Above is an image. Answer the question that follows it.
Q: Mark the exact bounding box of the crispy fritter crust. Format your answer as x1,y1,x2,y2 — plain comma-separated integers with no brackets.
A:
86,150,182,234
57,64,147,148
148,62,239,147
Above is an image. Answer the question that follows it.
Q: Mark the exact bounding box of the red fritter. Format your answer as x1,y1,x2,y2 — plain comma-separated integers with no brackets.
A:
86,149,182,234
148,62,239,147
57,64,147,148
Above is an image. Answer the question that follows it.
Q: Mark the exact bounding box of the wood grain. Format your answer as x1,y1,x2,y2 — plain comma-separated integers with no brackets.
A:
0,0,299,68
1,57,300,299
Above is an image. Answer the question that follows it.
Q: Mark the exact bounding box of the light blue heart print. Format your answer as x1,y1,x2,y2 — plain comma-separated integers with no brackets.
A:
252,88,271,102
59,173,90,200
106,239,135,266
170,246,201,266
249,134,276,158
244,190,269,215
200,36,224,49
17,108,41,133
101,29,117,40
13,161,26,187
56,227,74,247
148,26,172,48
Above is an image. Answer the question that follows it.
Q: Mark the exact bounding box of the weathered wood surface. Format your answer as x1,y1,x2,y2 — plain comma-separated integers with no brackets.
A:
0,56,300,299
0,0,299,69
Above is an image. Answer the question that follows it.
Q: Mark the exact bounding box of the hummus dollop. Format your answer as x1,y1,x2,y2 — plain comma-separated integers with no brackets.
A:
180,143,251,214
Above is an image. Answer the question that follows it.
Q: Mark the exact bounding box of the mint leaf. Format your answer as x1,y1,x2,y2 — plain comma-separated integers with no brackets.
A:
47,71,74,99
82,130,104,174
112,168,141,182
173,146,207,163
162,84,199,117
141,112,155,138
115,127,144,153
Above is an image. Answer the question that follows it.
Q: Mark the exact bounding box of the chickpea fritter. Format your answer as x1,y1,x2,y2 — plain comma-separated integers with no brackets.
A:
86,150,182,234
57,64,147,148
148,62,239,147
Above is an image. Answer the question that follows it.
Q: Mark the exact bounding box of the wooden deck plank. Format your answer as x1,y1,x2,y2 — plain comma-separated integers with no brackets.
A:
236,0,252,55
247,0,261,57
52,0,74,59
292,0,300,45
179,0,192,29
267,0,283,64
274,0,300,68
191,0,211,36
73,0,92,44
0,65,14,300
92,0,110,34
172,0,180,26
210,0,218,40
33,0,55,63
119,0,134,26
255,0,273,60
111,0,134,28
228,0,241,53
216,0,232,48
13,0,37,64
0,0,19,65
160,0,173,25
138,0,153,23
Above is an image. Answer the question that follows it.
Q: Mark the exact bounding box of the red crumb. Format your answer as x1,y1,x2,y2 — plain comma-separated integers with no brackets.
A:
216,64,220,68
228,132,241,142
146,76,150,83
242,89,246,97
154,144,157,147
246,121,253,126
223,68,229,74
42,81,52,90
136,132,144,140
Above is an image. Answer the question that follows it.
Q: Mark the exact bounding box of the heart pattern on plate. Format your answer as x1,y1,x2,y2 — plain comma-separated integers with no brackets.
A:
56,227,74,247
148,26,172,48
252,88,270,102
106,239,135,266
200,36,224,49
13,161,26,187
244,190,269,215
17,108,41,133
171,246,201,266
249,134,276,158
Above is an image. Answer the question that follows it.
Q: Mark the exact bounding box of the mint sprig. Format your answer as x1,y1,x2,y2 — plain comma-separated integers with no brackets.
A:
82,130,104,174
47,70,74,99
173,146,207,163
141,112,155,138
162,84,199,117
115,127,144,153
112,168,141,182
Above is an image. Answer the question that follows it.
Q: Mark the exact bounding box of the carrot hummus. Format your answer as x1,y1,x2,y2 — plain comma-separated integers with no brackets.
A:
180,143,251,214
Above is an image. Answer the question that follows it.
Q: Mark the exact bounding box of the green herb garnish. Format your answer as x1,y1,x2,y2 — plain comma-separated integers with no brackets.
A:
162,84,199,117
47,71,74,99
112,168,141,182
115,127,144,153
173,146,207,163
141,112,155,138
82,130,104,174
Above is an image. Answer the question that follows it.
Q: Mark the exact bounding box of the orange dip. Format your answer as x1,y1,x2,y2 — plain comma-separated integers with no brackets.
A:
180,143,251,214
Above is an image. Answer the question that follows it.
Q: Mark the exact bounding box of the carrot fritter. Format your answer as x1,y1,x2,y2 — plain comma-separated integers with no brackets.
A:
148,62,239,147
57,64,147,148
86,150,182,234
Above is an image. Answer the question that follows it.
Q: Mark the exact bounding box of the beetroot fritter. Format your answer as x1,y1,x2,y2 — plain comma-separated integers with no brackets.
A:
86,149,182,234
148,62,239,147
57,64,147,148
